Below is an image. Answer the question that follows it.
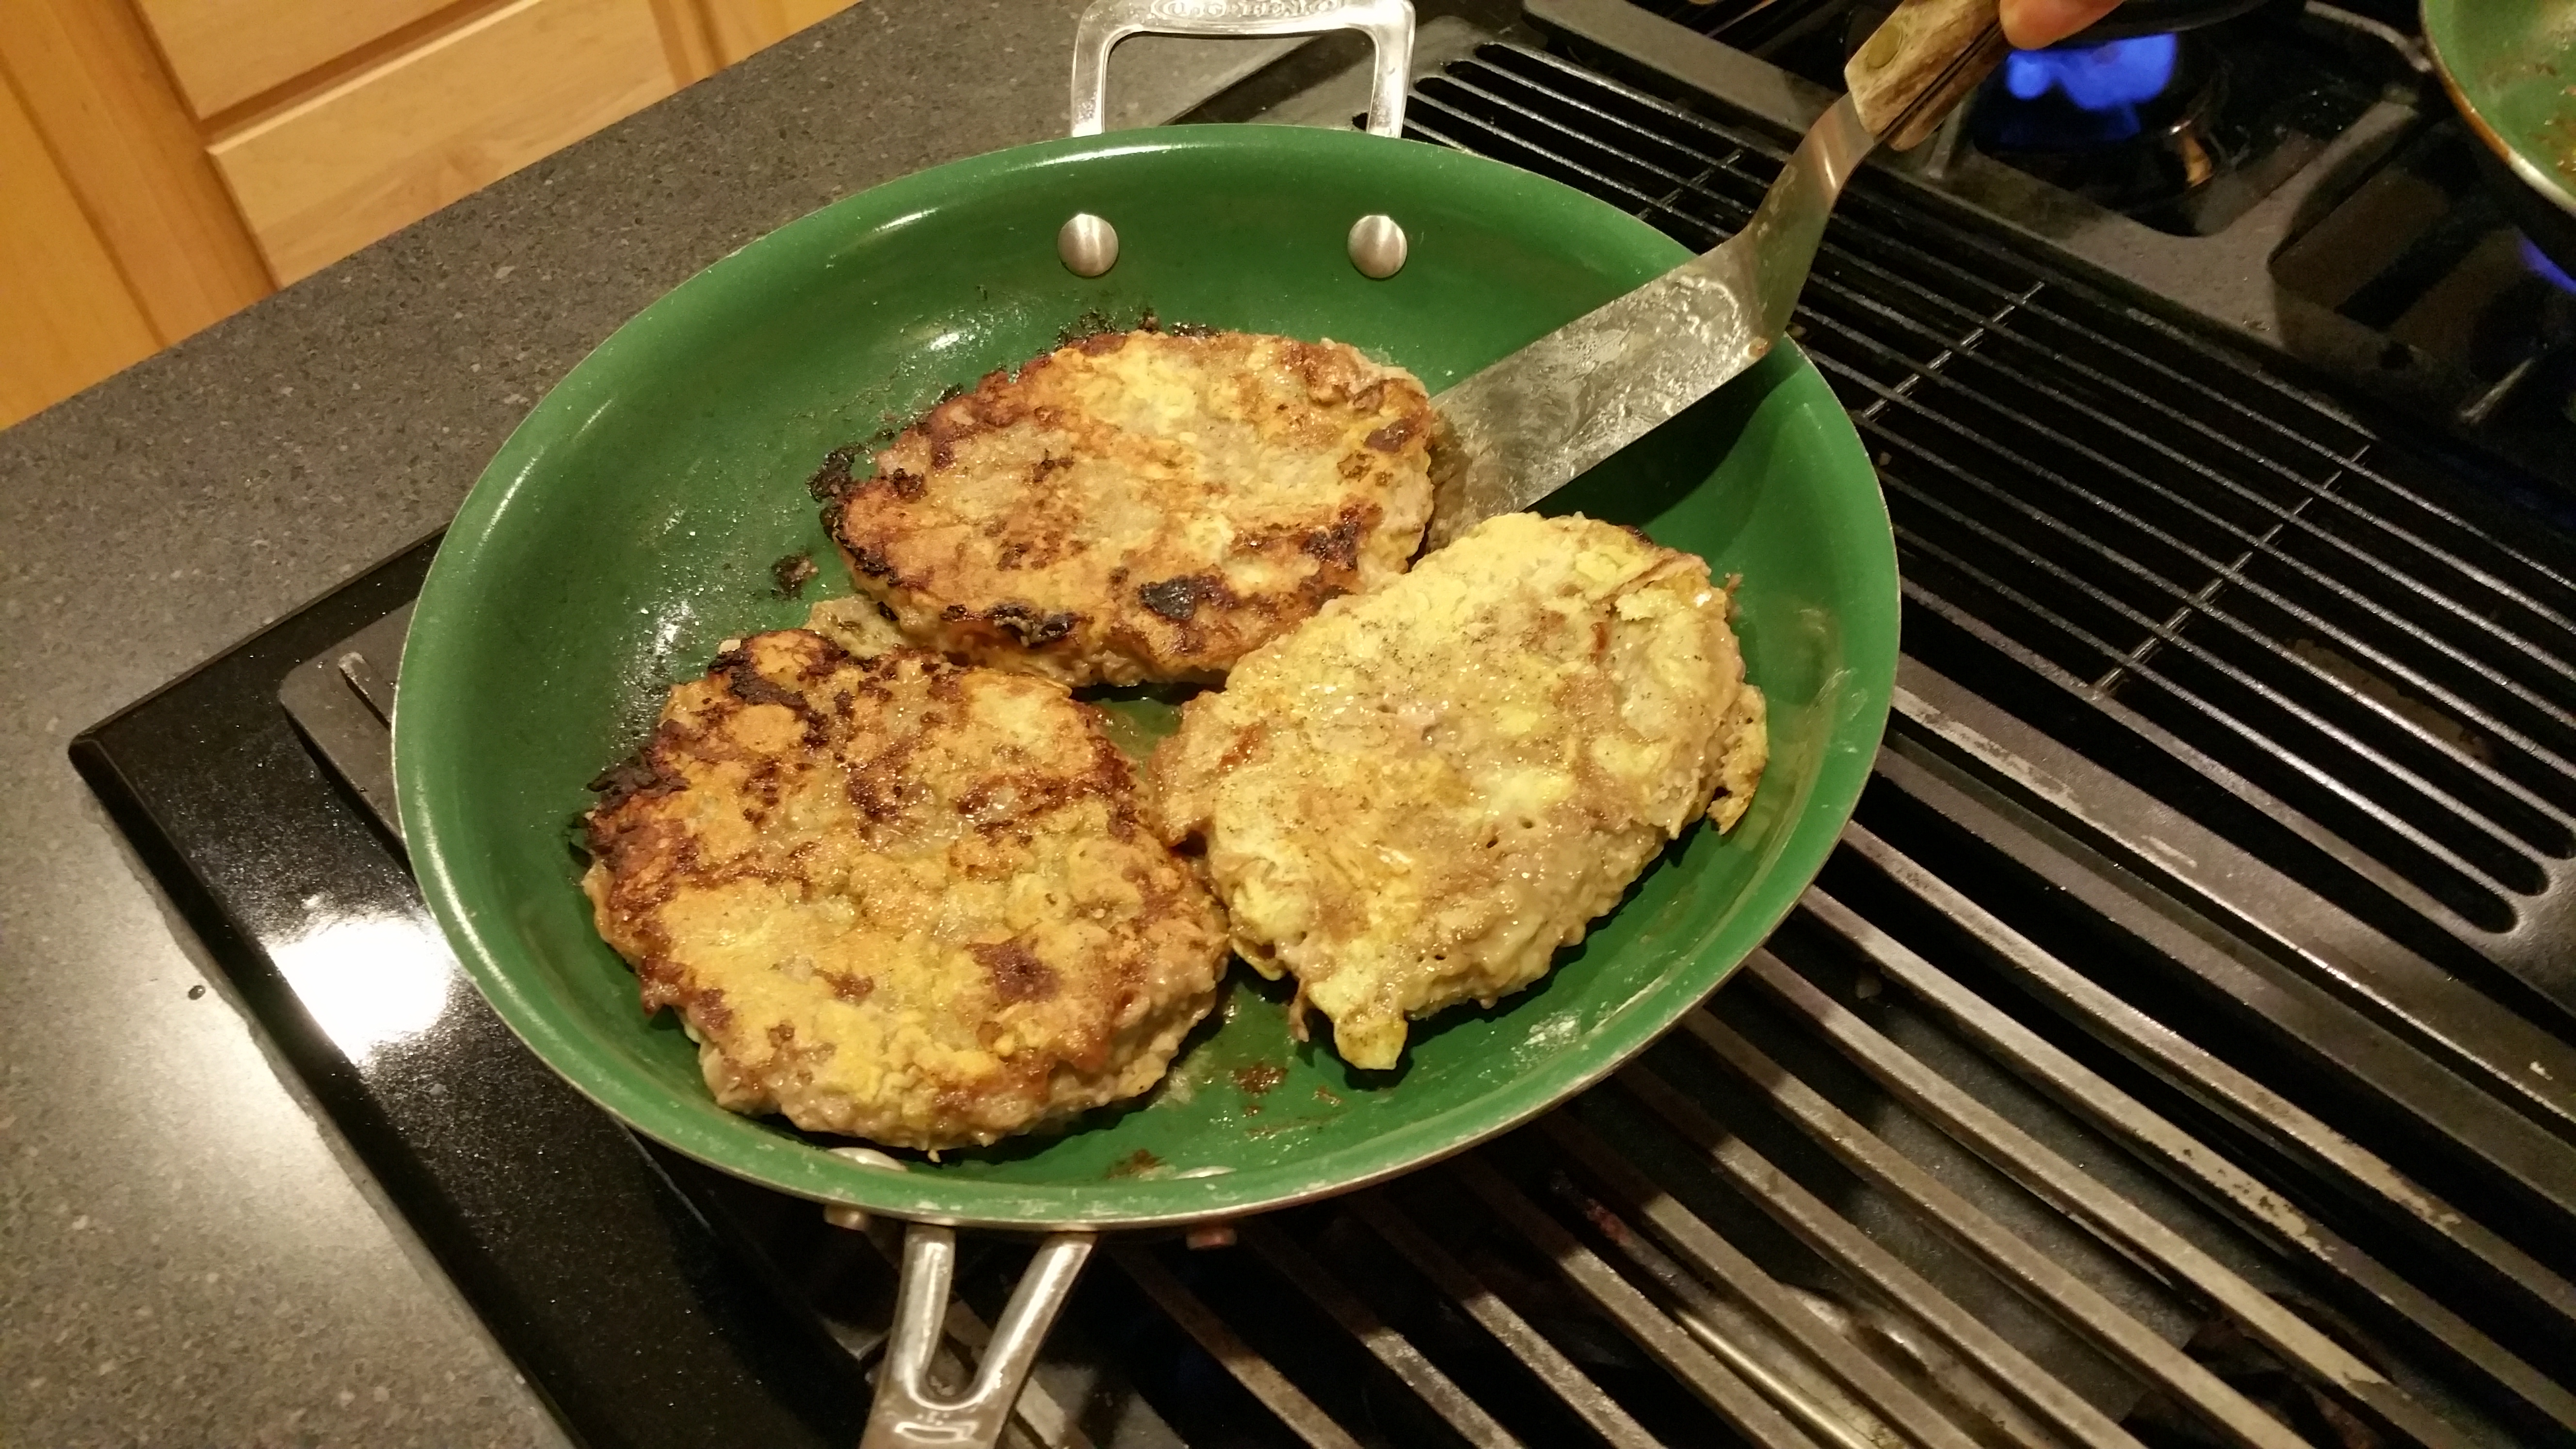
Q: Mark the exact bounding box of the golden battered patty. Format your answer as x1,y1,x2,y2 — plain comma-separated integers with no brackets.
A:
825,327,1435,686
581,629,1229,1149
1152,513,1767,1070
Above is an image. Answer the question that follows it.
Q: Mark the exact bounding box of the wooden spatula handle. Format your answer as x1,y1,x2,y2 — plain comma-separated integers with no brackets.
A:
1844,0,2011,151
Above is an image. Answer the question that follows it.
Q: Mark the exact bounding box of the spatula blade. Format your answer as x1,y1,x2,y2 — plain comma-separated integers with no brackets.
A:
1421,95,1876,549
1423,247,1770,549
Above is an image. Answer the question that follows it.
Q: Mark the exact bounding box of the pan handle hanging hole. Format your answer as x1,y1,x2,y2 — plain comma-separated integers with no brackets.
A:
1059,213,1119,277
1349,214,1407,279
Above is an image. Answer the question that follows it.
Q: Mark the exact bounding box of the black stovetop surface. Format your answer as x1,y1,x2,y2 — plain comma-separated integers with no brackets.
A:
73,537,878,1449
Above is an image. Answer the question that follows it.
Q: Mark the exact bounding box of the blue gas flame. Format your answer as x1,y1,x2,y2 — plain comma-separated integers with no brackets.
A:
2523,236,2576,295
1999,33,2180,141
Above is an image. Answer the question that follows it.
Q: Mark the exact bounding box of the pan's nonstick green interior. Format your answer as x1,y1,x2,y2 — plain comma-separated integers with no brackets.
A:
397,127,1896,1228
2426,0,2576,211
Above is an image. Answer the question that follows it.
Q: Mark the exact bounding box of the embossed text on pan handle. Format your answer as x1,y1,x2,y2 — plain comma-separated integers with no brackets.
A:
1070,0,1417,138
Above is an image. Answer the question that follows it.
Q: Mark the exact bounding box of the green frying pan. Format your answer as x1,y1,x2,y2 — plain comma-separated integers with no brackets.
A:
392,1,1927,1442
2425,1,2576,260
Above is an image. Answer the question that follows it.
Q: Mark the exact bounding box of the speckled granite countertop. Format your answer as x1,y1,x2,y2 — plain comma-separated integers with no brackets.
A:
0,5,1284,1442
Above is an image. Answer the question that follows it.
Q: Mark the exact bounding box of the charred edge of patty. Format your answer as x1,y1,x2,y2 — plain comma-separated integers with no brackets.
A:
588,631,862,830
806,351,1014,508
806,400,916,502
871,364,1047,472
585,742,684,819
771,551,818,597
580,744,700,919
825,502,908,589
831,522,1098,658
806,445,863,503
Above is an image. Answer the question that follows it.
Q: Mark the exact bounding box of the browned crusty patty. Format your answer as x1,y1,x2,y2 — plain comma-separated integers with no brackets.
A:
580,629,1229,1150
824,327,1435,686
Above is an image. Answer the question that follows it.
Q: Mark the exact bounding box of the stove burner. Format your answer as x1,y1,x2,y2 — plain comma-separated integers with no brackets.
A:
1970,30,2226,225
1998,33,2179,143
1975,31,2211,155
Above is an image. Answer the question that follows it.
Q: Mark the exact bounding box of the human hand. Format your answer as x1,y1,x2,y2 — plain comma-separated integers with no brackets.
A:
1999,0,2126,48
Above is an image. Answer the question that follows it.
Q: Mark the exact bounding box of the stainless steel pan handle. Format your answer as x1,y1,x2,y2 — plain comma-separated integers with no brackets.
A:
858,1225,1095,1449
1069,0,1416,138
1057,0,1420,279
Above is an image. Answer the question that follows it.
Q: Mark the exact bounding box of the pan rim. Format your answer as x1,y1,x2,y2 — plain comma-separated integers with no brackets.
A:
395,123,1898,1230
2423,0,2576,222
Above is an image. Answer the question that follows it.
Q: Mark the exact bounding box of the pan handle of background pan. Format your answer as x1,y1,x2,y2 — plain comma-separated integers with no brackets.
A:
1069,0,1417,138
859,1225,1095,1449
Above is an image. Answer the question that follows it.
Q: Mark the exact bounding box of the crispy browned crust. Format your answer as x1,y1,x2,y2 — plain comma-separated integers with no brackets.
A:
825,328,1435,685
581,629,1229,1150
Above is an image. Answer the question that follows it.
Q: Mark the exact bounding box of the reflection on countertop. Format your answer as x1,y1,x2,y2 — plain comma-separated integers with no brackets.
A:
270,905,462,1064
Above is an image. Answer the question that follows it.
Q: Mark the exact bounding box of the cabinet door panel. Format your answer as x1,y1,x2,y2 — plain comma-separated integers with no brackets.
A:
136,0,456,118
209,0,676,283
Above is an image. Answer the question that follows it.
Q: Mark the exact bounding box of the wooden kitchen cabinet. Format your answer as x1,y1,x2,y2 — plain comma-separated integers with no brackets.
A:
137,0,463,118
210,0,682,282
0,71,163,426
0,0,859,431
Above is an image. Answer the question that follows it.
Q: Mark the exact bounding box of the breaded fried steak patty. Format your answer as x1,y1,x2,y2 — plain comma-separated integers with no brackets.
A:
1152,514,1768,1071
581,629,1229,1149
826,328,1435,686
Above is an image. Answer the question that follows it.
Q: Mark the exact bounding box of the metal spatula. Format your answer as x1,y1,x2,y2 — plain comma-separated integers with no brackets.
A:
1424,0,2011,547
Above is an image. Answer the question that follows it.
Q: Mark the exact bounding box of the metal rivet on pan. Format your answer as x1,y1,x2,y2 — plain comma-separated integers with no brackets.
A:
1058,213,1119,277
1348,214,1408,279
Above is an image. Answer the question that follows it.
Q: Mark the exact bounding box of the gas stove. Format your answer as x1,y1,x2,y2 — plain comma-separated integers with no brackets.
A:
1541,0,2576,490
75,8,2576,1449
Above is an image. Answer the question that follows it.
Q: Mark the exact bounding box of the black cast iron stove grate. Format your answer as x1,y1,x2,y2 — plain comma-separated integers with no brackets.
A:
72,36,2576,1449
1406,41,2576,1020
